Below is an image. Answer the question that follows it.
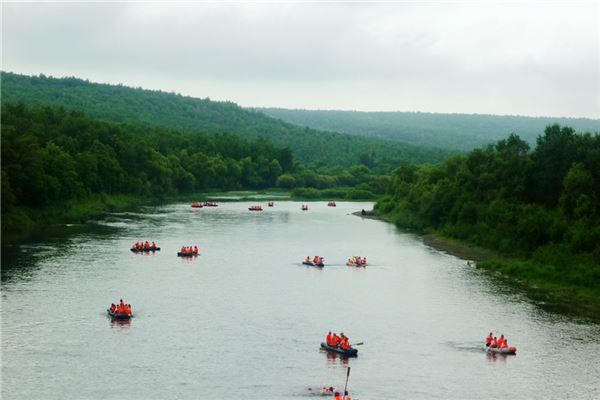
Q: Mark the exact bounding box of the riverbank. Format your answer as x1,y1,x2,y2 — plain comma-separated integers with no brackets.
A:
1,194,159,243
355,209,600,321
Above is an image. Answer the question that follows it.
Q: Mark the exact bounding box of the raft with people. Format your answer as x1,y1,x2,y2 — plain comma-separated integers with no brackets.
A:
191,202,203,208
346,256,367,267
249,205,263,211
322,331,358,357
107,300,132,320
267,201,274,207
327,201,337,207
131,247,160,253
303,256,324,268
203,201,218,207
177,245,199,257
130,241,160,252
301,205,309,211
484,332,517,355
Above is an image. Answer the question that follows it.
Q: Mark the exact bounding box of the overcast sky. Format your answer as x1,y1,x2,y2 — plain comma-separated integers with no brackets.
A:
2,1,599,118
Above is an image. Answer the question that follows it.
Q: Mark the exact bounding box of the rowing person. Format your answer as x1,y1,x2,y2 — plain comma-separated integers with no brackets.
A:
485,332,493,347
497,334,506,348
306,256,311,263
340,337,351,350
193,246,199,255
491,336,498,348
332,333,340,347
326,331,333,346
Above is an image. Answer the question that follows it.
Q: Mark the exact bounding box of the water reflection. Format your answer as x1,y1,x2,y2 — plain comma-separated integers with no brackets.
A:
109,318,132,330
324,351,350,366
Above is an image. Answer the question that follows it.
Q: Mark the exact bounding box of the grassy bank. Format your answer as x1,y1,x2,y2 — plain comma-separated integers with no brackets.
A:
368,208,600,320
1,194,160,243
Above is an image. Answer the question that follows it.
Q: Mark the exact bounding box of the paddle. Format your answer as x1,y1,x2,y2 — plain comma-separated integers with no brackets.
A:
352,342,364,346
343,366,351,398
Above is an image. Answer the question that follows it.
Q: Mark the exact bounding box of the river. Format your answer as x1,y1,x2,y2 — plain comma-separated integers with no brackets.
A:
2,201,599,399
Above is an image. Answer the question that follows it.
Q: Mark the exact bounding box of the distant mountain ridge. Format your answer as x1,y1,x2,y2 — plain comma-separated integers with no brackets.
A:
257,108,600,151
0,72,451,167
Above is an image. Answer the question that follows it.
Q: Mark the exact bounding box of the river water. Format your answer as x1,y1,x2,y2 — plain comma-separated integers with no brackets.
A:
2,201,599,400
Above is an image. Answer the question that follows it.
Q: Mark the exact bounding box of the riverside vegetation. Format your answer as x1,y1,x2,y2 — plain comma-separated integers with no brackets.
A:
376,125,600,311
0,103,398,238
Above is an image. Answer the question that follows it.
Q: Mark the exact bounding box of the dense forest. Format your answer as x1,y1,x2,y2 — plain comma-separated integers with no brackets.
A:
1,103,392,236
376,125,600,295
1,72,452,168
260,108,600,151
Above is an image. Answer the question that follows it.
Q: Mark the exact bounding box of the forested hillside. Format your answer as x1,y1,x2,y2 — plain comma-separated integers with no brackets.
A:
259,108,600,151
376,125,600,295
1,103,398,236
1,72,451,167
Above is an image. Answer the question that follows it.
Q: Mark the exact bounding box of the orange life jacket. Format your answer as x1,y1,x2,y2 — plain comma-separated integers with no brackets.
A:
485,336,493,345
341,340,350,350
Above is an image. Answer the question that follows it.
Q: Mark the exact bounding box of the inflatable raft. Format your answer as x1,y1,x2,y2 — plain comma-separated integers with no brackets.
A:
302,261,324,268
320,342,358,357
177,252,199,257
107,309,132,320
130,247,160,253
346,262,367,267
485,346,517,355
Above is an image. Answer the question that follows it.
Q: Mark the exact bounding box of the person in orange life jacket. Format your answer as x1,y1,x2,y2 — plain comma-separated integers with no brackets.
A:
497,334,506,348
110,303,116,312
193,246,199,254
151,241,156,249
313,256,319,264
118,299,126,313
485,332,493,347
334,392,342,400
180,246,186,254
491,336,498,348
332,333,340,347
501,339,509,349
326,331,333,346
340,338,351,350
306,256,310,263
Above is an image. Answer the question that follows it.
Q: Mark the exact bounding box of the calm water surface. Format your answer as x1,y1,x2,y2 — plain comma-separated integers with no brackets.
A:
2,201,599,399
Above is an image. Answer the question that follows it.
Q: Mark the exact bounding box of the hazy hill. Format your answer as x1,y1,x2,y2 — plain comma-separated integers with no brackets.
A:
0,72,451,167
258,108,600,151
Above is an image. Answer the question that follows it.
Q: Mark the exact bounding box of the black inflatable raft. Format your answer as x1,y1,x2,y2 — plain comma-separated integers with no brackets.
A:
107,309,132,320
302,261,324,268
320,342,358,357
177,252,198,257
130,247,160,253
